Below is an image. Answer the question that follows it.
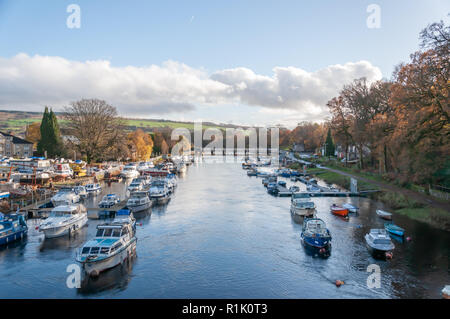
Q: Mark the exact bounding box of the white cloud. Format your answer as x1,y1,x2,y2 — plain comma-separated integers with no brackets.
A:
0,53,382,120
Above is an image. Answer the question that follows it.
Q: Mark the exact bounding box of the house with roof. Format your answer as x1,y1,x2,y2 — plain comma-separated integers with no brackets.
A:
0,131,34,158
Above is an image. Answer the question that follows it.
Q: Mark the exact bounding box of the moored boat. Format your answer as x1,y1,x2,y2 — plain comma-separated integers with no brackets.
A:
300,218,331,257
120,164,140,179
127,179,143,192
247,168,257,176
85,183,102,195
376,209,392,220
126,191,151,213
291,193,316,217
384,223,405,237
0,213,28,246
148,180,171,205
365,229,395,259
76,209,137,277
74,185,88,198
98,194,121,208
342,203,359,213
51,187,81,206
330,204,349,217
39,204,88,239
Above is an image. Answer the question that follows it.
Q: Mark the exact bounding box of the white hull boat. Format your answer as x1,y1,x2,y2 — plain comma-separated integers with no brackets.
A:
76,209,137,276
51,188,81,207
39,205,88,239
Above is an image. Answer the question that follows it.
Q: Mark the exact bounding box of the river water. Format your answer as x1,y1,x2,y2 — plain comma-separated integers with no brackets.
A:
0,158,448,298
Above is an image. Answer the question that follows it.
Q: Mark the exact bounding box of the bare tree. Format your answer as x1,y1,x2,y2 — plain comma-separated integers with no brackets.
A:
64,99,125,163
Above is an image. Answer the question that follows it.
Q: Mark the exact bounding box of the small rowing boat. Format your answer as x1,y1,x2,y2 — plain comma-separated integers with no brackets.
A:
376,209,392,220
384,223,405,237
330,204,348,217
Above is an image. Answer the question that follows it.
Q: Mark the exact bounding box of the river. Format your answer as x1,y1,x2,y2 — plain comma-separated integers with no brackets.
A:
0,158,448,298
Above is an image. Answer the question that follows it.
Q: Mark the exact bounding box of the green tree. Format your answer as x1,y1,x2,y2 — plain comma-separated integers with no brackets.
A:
324,128,335,157
37,107,64,158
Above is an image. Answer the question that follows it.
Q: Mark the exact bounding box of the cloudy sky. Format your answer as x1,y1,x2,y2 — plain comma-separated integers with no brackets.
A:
0,0,448,127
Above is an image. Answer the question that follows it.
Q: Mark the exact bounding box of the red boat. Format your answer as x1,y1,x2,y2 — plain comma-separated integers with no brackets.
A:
330,205,349,217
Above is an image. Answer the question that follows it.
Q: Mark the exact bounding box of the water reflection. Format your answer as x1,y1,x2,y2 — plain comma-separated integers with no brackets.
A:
78,255,136,296
0,160,448,298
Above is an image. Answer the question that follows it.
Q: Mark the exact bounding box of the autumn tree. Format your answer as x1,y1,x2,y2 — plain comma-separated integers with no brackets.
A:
64,99,124,163
25,122,41,148
127,129,154,161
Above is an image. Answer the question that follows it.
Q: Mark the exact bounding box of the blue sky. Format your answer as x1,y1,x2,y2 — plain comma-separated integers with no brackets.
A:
0,0,448,127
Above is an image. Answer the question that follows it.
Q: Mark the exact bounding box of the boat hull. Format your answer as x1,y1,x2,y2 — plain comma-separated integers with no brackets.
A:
366,243,391,259
290,207,315,218
151,196,170,206
0,229,27,246
81,239,137,276
301,236,331,257
128,202,151,213
331,207,349,217
40,216,88,239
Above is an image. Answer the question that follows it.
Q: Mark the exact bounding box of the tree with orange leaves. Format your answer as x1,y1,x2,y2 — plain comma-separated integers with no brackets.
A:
127,129,154,161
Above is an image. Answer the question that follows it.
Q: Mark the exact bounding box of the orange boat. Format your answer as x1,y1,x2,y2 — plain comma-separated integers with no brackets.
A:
330,205,349,217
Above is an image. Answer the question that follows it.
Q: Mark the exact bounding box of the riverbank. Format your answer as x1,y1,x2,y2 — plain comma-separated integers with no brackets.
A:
291,164,450,231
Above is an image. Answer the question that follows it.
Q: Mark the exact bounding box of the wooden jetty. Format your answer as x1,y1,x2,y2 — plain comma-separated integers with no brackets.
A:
18,198,54,219
295,190,377,197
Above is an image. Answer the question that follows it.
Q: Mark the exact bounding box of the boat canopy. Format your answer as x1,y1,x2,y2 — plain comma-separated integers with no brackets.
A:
117,209,131,216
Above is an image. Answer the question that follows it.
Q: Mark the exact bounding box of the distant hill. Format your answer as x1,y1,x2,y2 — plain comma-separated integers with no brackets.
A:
0,110,248,137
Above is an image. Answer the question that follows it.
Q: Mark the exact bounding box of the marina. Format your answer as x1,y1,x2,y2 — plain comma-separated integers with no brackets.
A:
0,158,448,298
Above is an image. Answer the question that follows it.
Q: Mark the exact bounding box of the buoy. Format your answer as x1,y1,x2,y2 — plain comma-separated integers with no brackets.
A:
386,252,393,259
319,248,326,254
406,237,412,242
335,280,344,287
35,226,39,230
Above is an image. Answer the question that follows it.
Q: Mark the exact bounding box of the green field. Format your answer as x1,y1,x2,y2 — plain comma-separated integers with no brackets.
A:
0,110,232,135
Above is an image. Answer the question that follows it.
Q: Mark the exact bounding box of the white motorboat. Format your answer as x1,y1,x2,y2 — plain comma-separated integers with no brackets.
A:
148,180,171,205
51,187,81,207
127,179,143,192
365,229,395,258
76,209,137,276
120,164,140,179
39,204,88,238
290,193,316,217
98,194,121,208
85,183,102,194
52,163,73,179
343,203,359,213
74,185,88,198
126,191,151,213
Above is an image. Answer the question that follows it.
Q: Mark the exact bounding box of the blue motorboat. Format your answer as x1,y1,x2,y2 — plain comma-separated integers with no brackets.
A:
300,218,331,257
267,182,279,195
0,213,28,246
384,223,405,237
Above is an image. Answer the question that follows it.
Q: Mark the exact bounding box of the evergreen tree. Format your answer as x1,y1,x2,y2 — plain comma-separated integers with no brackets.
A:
325,128,335,157
49,109,64,156
37,107,64,158
37,107,50,156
